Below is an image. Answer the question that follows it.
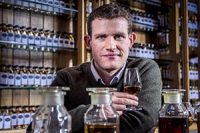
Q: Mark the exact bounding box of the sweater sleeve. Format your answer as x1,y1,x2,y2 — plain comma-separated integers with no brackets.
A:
120,59,162,133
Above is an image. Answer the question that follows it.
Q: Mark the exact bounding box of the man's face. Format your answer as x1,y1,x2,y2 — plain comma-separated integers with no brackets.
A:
87,18,135,73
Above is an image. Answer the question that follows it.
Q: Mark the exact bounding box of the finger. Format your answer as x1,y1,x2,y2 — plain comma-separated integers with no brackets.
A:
112,95,138,105
113,98,138,106
112,92,138,101
112,103,126,111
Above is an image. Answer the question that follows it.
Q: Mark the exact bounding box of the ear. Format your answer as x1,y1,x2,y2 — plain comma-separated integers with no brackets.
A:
84,35,91,49
129,32,136,48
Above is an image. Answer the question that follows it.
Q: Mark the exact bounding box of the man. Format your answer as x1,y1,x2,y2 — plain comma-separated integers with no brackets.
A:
52,3,162,133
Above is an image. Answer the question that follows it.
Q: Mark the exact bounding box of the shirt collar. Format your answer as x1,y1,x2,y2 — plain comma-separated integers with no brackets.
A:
90,59,126,85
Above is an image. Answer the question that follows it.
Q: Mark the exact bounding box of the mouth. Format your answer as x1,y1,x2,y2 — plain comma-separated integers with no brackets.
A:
103,52,122,57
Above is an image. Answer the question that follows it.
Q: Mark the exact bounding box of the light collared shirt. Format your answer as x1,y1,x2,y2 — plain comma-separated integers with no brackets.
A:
90,59,126,85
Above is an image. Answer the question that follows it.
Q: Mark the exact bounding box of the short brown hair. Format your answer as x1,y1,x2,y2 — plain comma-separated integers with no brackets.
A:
87,3,132,36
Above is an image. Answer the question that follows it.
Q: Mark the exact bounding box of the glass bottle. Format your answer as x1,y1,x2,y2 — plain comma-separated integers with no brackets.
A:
30,87,71,133
159,89,189,133
84,87,119,133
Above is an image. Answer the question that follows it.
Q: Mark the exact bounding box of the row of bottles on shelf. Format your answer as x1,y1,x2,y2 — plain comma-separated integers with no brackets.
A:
189,80,199,99
0,65,57,86
0,23,75,50
180,64,199,80
179,36,198,48
129,43,159,59
178,1,197,13
131,10,169,31
131,10,158,31
0,106,39,130
129,43,170,59
0,0,76,14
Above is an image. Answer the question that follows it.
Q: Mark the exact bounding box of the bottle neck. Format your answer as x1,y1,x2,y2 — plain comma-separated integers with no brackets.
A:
43,93,64,105
91,93,112,105
163,93,182,104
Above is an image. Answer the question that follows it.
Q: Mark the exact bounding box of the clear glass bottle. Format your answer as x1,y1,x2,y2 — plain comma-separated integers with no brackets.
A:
31,87,71,133
159,89,189,133
84,87,119,133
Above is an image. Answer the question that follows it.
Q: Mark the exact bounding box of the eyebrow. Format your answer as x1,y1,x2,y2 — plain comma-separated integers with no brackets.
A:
94,32,126,37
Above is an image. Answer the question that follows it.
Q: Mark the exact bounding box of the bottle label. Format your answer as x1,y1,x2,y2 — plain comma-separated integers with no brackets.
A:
34,74,41,85
17,113,24,125
47,38,52,46
41,37,46,46
28,74,35,85
0,72,7,85
14,34,21,42
8,73,15,85
11,114,17,126
53,39,58,47
4,115,11,129
46,74,53,86
8,33,14,41
35,37,41,45
24,113,31,125
28,35,34,44
21,35,28,44
41,74,47,86
1,32,8,41
21,74,28,85
15,74,22,86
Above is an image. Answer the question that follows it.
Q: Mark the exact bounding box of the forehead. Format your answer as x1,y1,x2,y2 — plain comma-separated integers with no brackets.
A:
91,18,129,34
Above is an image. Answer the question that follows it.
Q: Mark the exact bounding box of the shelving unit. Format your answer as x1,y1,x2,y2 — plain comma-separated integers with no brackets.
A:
0,0,84,131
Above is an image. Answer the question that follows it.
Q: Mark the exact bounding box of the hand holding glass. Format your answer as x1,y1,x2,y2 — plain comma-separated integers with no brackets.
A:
123,68,142,111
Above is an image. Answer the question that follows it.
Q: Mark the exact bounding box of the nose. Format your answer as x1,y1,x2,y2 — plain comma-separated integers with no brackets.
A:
106,36,116,50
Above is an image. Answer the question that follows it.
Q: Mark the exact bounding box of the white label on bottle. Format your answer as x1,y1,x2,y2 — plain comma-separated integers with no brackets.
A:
0,72,7,85
3,115,11,129
64,39,69,48
28,74,35,85
14,34,21,43
1,32,8,41
15,74,22,86
8,73,15,85
53,38,58,47
28,35,34,44
35,36,41,45
0,115,3,129
47,38,52,46
24,113,31,125
8,32,14,41
17,113,24,125
21,35,28,44
41,37,46,46
41,74,47,86
34,74,41,85
21,73,28,85
11,114,17,126
47,74,53,86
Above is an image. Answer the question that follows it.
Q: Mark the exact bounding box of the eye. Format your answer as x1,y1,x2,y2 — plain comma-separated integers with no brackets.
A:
96,35,106,40
114,34,125,41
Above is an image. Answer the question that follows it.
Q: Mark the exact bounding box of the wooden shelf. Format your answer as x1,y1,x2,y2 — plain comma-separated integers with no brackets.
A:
0,129,26,133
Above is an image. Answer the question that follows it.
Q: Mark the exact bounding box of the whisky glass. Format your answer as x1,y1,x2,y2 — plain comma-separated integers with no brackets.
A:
123,67,142,111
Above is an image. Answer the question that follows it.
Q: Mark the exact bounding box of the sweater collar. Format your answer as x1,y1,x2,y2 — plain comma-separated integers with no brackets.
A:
90,59,126,85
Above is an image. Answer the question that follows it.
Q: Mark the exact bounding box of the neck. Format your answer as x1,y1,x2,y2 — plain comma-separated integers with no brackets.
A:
97,69,117,85
93,62,120,85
